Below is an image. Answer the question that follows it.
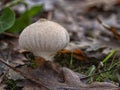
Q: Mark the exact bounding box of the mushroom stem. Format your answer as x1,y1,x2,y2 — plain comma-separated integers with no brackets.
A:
34,51,56,61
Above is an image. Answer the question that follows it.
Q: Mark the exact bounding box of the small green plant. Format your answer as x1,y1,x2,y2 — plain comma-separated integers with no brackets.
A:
86,49,120,83
86,65,96,82
0,0,43,34
55,49,120,83
22,52,37,68
0,7,15,33
69,53,74,69
30,59,37,69
8,5,43,33
55,52,82,72
5,79,19,90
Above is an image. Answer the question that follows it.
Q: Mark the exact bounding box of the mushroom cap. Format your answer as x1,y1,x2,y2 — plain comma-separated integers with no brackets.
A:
19,19,69,60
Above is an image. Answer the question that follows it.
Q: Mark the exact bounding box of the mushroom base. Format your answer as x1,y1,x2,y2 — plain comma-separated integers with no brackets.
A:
34,51,56,61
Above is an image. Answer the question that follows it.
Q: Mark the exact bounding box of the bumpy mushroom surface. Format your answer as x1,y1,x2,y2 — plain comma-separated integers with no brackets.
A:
19,19,69,61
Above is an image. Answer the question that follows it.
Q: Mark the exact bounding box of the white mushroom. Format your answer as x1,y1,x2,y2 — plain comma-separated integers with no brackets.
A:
19,19,70,61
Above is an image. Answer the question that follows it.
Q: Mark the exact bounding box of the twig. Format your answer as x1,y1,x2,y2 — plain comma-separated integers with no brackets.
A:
2,32,19,38
0,58,50,90
96,17,120,40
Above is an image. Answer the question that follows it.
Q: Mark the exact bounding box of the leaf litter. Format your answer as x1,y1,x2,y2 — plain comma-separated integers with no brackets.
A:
0,0,120,90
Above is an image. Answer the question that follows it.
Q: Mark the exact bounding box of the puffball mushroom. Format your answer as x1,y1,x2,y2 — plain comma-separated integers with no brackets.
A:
19,19,70,61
